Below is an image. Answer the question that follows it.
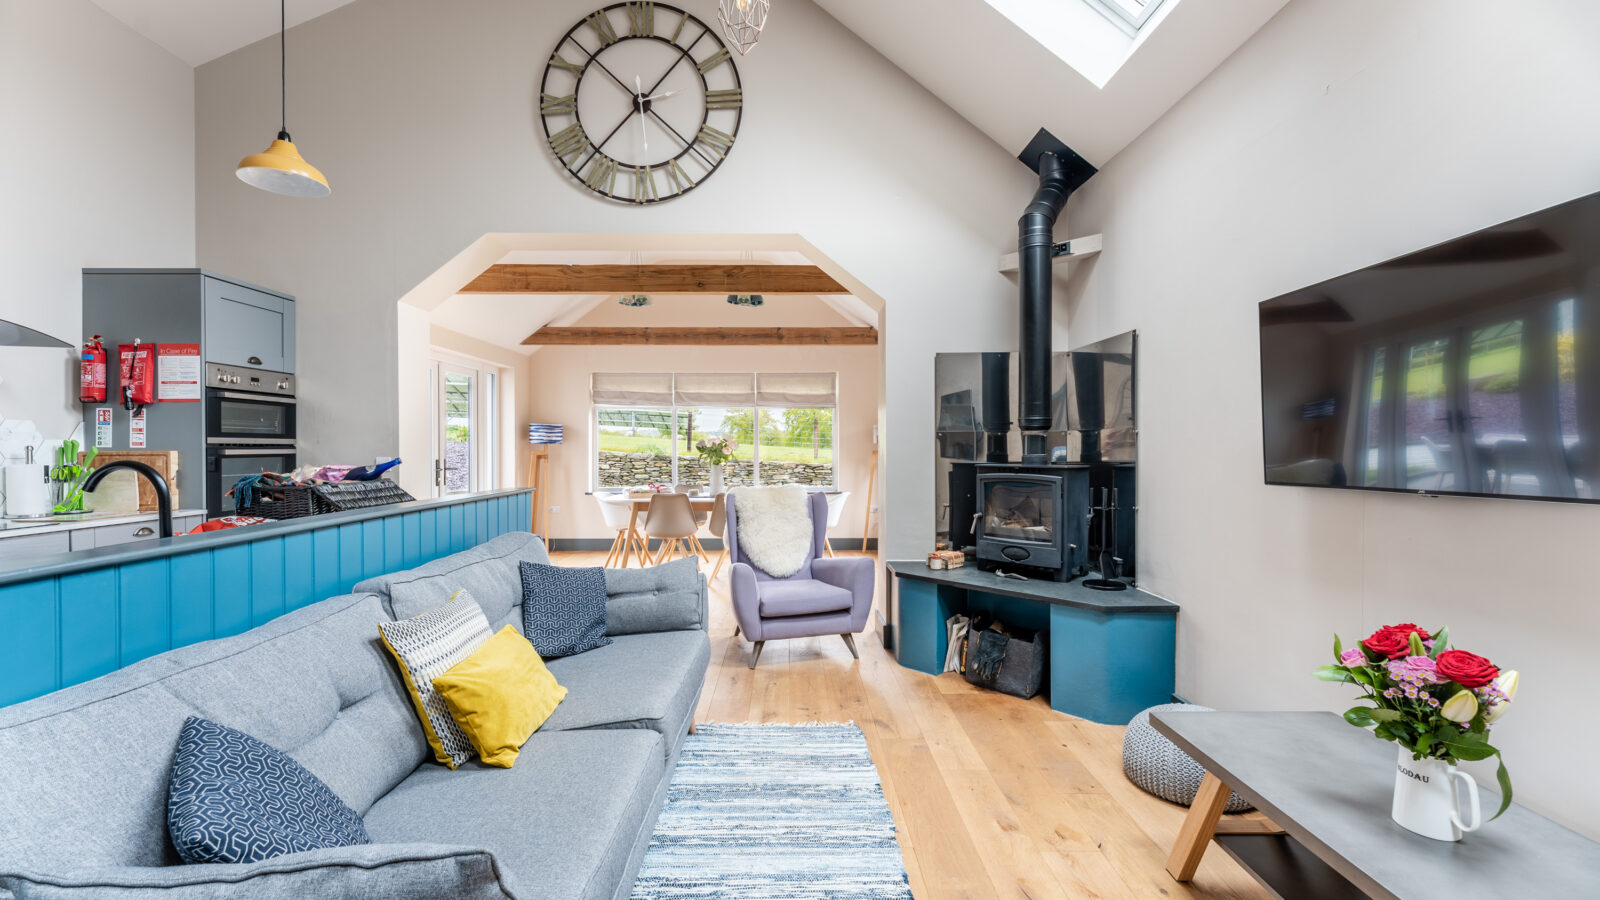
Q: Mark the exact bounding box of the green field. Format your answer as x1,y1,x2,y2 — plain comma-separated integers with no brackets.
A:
598,432,833,464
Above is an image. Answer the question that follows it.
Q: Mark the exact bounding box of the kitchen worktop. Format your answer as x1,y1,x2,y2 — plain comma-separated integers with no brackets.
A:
0,509,207,536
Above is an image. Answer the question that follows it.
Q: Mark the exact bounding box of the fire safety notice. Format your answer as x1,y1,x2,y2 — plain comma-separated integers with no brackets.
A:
158,344,202,401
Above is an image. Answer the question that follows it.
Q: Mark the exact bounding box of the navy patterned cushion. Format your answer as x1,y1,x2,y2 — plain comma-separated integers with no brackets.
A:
520,561,613,658
167,717,371,864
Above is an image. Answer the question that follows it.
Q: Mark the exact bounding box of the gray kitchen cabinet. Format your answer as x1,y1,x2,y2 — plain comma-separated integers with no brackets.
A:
204,278,294,372
0,531,71,566
85,514,205,549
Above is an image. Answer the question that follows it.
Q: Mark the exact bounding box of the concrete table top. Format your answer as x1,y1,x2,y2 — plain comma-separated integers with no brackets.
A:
1152,710,1600,900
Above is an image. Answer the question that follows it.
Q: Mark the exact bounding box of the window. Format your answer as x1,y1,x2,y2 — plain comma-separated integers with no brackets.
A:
592,373,837,491
1082,0,1166,33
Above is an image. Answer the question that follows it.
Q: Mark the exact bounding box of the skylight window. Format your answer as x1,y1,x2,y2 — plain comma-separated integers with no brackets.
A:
1083,0,1167,35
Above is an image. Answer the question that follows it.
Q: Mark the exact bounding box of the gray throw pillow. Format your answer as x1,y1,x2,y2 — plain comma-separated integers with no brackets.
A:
603,557,703,635
519,562,613,657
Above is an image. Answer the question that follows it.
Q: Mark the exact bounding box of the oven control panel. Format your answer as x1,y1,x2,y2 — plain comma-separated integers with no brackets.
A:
208,363,294,396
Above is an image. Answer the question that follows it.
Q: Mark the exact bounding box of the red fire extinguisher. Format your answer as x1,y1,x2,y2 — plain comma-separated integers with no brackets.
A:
119,340,156,410
80,335,107,403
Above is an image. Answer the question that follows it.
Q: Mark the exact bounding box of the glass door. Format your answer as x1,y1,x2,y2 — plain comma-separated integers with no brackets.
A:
434,363,478,496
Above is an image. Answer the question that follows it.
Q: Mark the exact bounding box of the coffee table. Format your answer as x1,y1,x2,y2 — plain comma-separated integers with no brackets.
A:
1152,711,1600,899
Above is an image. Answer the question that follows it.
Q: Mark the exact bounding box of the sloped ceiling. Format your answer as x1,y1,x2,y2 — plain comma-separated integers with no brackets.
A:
100,0,1285,166
811,0,1289,165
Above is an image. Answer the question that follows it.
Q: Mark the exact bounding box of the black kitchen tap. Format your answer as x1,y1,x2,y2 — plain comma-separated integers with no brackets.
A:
83,461,173,538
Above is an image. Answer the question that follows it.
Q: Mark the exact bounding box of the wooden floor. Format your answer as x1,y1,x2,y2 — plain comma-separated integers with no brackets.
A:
553,549,1272,900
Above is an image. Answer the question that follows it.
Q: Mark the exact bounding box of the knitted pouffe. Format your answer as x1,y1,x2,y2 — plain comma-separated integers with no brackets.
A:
1121,703,1253,812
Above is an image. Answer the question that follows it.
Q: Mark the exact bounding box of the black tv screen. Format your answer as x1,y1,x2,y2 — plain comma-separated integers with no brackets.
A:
1260,190,1599,503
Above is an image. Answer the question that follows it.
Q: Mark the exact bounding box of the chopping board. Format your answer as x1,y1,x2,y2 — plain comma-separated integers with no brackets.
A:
79,450,180,512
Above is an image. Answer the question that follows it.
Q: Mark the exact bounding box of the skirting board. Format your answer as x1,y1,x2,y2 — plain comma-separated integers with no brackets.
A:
548,537,879,552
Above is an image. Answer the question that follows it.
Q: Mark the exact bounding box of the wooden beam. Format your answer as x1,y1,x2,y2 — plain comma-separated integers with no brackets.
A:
998,234,1102,274
521,326,878,346
462,264,849,294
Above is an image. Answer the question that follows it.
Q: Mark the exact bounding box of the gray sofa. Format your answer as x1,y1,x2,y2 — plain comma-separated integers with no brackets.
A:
0,534,711,900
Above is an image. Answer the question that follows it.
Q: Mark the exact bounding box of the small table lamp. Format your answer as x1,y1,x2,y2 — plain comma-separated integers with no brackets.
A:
527,424,563,538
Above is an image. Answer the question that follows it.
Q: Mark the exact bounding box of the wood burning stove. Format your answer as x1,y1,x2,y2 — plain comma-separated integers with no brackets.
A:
973,465,1089,581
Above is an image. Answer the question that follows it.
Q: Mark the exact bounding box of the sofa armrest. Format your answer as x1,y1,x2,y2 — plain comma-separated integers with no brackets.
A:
0,844,520,900
602,556,706,634
811,556,875,632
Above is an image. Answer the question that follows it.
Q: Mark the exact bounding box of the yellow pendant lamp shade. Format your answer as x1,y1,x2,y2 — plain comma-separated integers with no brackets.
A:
237,0,329,197
237,134,329,197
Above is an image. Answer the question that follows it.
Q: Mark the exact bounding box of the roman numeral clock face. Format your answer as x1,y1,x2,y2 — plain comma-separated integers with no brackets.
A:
540,2,743,204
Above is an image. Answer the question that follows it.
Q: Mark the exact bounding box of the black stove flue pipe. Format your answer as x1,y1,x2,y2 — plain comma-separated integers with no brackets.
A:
1015,129,1097,464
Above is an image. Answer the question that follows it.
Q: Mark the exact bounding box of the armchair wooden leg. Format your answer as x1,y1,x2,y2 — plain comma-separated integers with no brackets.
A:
840,633,859,659
733,625,740,638
747,641,765,669
1165,771,1232,882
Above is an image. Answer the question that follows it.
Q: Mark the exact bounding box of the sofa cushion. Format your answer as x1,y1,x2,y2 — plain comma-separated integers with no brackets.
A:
363,729,664,900
519,562,612,658
757,579,853,618
0,593,422,873
541,631,709,756
602,557,703,635
354,533,551,628
167,717,371,864
433,626,567,768
378,592,495,769
0,843,520,899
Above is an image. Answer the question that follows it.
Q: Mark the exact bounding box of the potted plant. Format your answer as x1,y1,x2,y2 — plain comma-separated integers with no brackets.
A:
694,435,736,494
1316,624,1517,841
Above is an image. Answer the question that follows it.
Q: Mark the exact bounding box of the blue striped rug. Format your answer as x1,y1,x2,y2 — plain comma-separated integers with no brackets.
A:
631,723,914,899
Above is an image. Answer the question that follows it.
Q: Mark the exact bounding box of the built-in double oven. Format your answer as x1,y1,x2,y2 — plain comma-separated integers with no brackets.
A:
205,364,297,517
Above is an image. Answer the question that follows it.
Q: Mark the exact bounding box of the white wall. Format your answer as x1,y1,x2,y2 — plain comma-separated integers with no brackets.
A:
1065,0,1600,836
194,0,1039,557
0,0,194,445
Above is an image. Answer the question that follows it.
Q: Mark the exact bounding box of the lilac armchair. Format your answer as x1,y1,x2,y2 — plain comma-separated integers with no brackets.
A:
726,492,874,669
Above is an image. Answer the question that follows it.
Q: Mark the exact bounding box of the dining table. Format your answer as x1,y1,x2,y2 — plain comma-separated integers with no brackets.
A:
612,494,717,568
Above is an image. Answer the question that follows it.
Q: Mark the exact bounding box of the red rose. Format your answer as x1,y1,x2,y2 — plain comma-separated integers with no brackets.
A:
1436,650,1499,688
1361,623,1432,660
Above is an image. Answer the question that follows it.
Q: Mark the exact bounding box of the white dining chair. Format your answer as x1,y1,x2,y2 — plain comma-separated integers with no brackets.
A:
823,491,850,557
595,493,647,567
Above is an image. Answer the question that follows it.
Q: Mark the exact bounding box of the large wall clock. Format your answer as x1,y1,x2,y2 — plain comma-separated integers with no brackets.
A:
540,2,743,204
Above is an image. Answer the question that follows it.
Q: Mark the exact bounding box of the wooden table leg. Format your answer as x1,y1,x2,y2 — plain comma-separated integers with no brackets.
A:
622,505,640,568
1166,771,1232,882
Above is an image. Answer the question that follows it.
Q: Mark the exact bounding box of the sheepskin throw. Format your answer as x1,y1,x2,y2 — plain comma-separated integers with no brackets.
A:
733,485,814,578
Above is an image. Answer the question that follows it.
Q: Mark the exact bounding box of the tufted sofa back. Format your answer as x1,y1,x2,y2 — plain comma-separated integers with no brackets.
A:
0,593,422,872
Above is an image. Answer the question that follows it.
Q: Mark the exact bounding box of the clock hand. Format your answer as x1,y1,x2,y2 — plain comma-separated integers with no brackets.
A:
635,75,647,154
644,88,681,102
646,108,717,169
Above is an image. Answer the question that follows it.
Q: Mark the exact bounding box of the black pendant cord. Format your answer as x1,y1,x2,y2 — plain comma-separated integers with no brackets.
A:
278,0,289,142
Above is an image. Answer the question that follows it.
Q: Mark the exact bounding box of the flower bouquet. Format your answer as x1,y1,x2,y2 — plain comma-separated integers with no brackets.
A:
694,435,737,466
1315,624,1518,836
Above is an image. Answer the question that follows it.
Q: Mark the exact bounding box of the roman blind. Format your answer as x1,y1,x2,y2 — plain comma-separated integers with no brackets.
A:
673,373,755,406
590,373,673,406
756,373,837,406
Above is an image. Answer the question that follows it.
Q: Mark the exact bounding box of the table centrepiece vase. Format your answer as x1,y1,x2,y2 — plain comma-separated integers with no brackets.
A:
1391,745,1482,841
710,464,723,495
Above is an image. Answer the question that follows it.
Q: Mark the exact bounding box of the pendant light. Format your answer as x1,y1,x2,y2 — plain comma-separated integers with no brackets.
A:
717,0,771,55
236,0,329,197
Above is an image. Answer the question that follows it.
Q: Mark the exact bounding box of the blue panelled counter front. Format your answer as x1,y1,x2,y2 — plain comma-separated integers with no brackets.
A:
0,489,532,707
887,561,1178,725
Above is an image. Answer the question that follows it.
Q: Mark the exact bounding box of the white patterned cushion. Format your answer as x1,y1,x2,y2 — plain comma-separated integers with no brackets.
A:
378,591,494,768
167,716,370,864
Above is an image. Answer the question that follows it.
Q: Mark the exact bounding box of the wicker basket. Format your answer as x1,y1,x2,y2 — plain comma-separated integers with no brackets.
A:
311,479,416,511
234,483,320,520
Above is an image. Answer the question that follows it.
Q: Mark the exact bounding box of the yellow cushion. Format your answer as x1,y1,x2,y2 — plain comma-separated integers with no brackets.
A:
432,626,567,768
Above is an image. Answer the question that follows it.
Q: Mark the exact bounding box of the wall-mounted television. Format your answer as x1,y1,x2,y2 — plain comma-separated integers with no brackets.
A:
1260,190,1599,504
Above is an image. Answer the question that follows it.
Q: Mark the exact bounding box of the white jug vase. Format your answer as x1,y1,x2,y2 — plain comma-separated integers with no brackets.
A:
709,463,723,495
1391,745,1482,841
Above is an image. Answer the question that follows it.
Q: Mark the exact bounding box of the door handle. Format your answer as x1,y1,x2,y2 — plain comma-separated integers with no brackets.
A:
434,459,444,487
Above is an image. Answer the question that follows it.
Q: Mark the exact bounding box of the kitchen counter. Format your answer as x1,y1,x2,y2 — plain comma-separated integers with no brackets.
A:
0,509,207,566
0,509,207,535
0,489,533,707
